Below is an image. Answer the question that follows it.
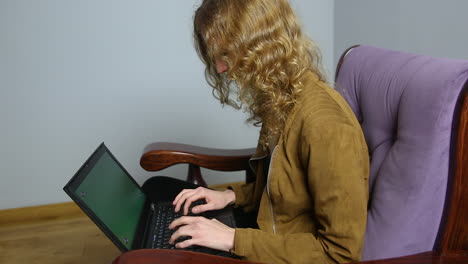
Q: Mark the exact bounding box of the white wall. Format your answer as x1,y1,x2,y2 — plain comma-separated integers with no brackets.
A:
292,0,335,79
7,0,468,211
334,0,468,69
0,0,334,210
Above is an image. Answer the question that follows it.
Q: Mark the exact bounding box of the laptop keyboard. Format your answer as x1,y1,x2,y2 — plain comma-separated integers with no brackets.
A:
146,200,240,259
149,200,205,249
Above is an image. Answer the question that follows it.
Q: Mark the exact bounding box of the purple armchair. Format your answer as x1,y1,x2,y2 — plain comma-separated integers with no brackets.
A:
335,45,468,260
113,46,468,264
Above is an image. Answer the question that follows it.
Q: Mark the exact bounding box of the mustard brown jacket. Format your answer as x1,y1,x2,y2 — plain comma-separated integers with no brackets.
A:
230,72,369,264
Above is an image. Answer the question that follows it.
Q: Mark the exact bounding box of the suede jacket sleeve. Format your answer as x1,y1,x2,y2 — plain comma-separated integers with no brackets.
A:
228,181,255,208
232,122,369,264
228,156,269,213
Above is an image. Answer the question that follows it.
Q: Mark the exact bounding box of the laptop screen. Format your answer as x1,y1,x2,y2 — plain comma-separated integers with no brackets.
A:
65,144,146,250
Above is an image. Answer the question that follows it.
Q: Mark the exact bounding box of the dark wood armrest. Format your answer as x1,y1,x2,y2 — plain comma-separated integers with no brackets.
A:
112,250,468,264
113,250,468,264
112,249,263,264
140,142,257,186
141,142,256,172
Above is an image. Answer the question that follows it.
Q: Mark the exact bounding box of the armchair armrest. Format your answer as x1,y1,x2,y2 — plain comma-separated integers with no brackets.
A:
141,142,256,186
112,249,263,264
141,142,256,171
112,249,468,264
113,250,468,264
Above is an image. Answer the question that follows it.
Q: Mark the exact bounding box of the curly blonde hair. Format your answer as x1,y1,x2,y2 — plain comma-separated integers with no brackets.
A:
194,0,326,149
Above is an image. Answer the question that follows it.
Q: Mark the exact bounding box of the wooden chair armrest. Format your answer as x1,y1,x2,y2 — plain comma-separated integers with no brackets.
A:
141,142,256,172
113,250,468,264
112,249,263,264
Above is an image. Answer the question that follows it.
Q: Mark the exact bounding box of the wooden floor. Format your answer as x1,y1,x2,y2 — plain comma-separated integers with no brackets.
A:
0,202,121,264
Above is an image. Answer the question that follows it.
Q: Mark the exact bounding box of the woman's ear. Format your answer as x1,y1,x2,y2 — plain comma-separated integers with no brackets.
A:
215,58,229,74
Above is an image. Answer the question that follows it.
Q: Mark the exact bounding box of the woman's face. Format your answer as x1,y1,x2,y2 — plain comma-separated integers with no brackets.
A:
215,58,229,74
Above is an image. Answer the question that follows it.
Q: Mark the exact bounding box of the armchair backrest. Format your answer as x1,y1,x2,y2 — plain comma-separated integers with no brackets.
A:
335,45,468,260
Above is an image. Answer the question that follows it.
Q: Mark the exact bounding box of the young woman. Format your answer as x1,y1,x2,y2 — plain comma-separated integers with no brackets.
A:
167,0,369,263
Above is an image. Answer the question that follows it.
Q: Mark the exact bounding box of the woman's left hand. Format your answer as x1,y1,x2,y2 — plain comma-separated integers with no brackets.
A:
168,216,235,252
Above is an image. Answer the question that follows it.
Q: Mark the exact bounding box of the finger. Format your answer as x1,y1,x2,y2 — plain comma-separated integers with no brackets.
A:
173,188,197,205
168,224,191,244
174,187,205,213
173,189,193,210
175,237,198,249
168,217,184,230
174,190,197,213
191,203,214,214
169,216,199,230
183,192,206,215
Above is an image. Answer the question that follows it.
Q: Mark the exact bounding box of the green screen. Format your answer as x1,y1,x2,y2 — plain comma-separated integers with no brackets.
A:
75,151,146,249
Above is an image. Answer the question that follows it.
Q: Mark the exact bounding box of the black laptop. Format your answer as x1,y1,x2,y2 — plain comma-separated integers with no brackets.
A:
63,143,238,258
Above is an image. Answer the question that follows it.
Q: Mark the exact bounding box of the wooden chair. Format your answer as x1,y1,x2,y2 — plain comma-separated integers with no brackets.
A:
113,46,468,264
139,142,256,187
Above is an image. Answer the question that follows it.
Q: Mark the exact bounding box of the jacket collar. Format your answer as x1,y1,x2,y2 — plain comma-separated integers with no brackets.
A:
248,71,321,161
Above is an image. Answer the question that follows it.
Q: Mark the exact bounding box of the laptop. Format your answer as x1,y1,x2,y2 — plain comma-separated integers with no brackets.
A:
63,143,238,258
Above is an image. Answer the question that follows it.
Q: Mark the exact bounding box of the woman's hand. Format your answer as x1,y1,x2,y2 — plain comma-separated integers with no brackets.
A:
168,216,235,252
172,187,236,215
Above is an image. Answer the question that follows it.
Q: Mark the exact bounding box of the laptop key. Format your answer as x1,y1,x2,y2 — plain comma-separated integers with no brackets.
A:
149,200,211,250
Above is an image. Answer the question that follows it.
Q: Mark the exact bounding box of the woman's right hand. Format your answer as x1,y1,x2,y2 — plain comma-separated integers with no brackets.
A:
172,187,236,215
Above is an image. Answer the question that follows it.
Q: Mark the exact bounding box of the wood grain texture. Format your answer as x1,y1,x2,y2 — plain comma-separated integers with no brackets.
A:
0,202,83,227
186,164,207,187
112,250,468,264
0,202,121,264
436,86,468,256
112,249,264,264
141,142,256,172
